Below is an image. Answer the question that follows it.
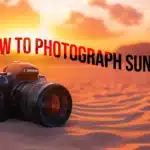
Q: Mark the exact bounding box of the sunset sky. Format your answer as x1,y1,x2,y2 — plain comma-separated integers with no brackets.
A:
0,0,150,52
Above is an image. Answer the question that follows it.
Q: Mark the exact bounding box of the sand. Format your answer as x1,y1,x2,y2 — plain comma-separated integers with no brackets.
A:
0,63,150,150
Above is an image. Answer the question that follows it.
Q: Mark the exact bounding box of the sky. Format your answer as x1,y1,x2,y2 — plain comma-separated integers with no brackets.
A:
0,0,150,52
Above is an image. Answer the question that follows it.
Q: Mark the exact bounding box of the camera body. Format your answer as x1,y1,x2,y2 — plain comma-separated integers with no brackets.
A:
0,61,72,127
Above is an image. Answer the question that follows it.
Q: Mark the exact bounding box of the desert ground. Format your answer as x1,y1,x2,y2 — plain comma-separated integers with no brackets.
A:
0,59,150,150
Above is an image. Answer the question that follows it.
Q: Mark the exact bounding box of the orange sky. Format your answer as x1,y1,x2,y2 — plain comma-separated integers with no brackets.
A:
0,0,150,52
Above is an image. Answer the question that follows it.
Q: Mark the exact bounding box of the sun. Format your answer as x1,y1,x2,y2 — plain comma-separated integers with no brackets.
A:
27,0,73,24
7,26,53,55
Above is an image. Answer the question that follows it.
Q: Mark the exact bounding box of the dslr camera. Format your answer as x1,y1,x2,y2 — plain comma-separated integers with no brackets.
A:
0,61,72,127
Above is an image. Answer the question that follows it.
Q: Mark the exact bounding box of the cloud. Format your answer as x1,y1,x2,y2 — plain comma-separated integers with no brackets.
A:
0,0,20,6
88,0,143,26
0,0,40,31
108,4,143,26
89,0,107,8
54,12,123,40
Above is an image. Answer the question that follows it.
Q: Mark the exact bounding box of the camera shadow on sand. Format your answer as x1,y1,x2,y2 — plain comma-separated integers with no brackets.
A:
0,119,124,150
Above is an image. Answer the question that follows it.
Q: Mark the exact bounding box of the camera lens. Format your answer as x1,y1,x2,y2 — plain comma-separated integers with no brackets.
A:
38,84,72,127
12,81,72,127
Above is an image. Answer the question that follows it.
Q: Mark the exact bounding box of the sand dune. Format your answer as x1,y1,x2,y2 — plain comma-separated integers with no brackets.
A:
0,63,150,150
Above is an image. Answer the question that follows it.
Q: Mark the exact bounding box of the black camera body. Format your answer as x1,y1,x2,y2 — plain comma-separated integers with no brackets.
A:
0,61,72,127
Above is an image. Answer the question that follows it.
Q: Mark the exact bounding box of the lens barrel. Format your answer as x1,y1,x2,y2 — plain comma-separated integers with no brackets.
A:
0,91,8,121
12,81,72,127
